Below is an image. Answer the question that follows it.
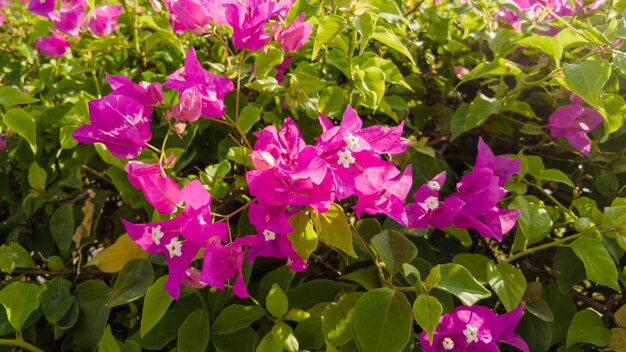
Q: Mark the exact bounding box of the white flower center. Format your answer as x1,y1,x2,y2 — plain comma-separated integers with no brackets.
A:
463,324,479,344
442,337,454,350
263,229,276,241
427,180,441,191
151,226,164,245
259,151,276,168
425,196,439,210
337,149,356,168
343,132,360,149
165,237,183,258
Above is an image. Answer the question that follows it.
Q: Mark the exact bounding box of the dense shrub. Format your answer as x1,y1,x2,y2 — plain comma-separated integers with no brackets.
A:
1,0,626,351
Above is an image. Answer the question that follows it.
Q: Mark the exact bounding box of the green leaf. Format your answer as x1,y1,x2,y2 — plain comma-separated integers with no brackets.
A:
50,204,75,257
238,105,262,134
0,282,43,331
354,66,386,109
140,276,173,337
255,50,284,79
177,309,210,352
3,109,37,153
266,283,289,318
287,212,318,261
562,60,611,110
510,196,553,245
135,309,188,350
211,304,266,335
106,258,154,308
0,86,38,106
452,254,490,284
554,247,586,293
412,295,442,344
99,325,121,352
371,230,418,274
28,161,47,190
539,169,575,187
75,280,111,352
566,309,612,347
0,242,35,273
371,28,416,65
256,330,283,352
312,16,346,60
428,263,491,306
295,303,329,350
321,292,363,346
287,280,358,311
213,327,256,352
311,203,357,258
353,288,413,352
518,35,563,65
450,104,469,141
570,237,620,291
272,321,299,352
460,59,521,84
40,278,74,325
487,262,527,311
464,93,501,131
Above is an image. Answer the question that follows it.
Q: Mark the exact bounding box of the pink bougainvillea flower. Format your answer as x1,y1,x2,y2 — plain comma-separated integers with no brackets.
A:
474,137,521,186
0,0,7,8
28,0,56,17
246,201,308,272
274,55,292,83
123,180,229,299
453,206,520,241
86,5,123,36
34,29,71,57
125,161,182,214
0,13,4,27
164,0,212,34
406,172,462,229
353,164,413,225
273,13,312,51
171,87,203,122
548,102,603,155
200,235,256,298
106,73,163,116
49,1,86,36
419,304,528,352
223,0,288,50
164,47,234,118
72,95,151,159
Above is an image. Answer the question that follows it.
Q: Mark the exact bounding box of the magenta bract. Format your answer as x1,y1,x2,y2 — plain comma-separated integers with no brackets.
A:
86,5,123,36
34,29,71,57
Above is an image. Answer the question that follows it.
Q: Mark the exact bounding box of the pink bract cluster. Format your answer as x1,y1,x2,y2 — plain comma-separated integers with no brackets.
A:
548,94,603,155
420,304,529,352
27,0,122,56
406,139,521,242
164,0,312,51
246,106,412,271
497,0,603,31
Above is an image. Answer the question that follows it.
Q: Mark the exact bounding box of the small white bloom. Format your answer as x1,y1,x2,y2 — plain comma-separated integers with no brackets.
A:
427,180,441,191
151,226,164,245
263,229,276,241
337,149,356,168
259,151,276,168
442,337,454,350
165,237,183,258
343,132,360,149
463,324,479,344
425,196,439,210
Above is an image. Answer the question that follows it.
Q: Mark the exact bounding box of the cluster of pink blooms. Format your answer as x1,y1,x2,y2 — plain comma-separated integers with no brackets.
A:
26,0,122,56
246,106,412,270
163,0,312,52
547,94,603,155
498,0,602,31
406,138,521,242
420,304,528,352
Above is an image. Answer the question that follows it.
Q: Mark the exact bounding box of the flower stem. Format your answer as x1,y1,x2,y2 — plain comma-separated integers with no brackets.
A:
503,233,581,263
0,338,45,352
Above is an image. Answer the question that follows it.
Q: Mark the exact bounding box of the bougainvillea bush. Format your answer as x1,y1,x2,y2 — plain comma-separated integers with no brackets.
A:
2,0,626,350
